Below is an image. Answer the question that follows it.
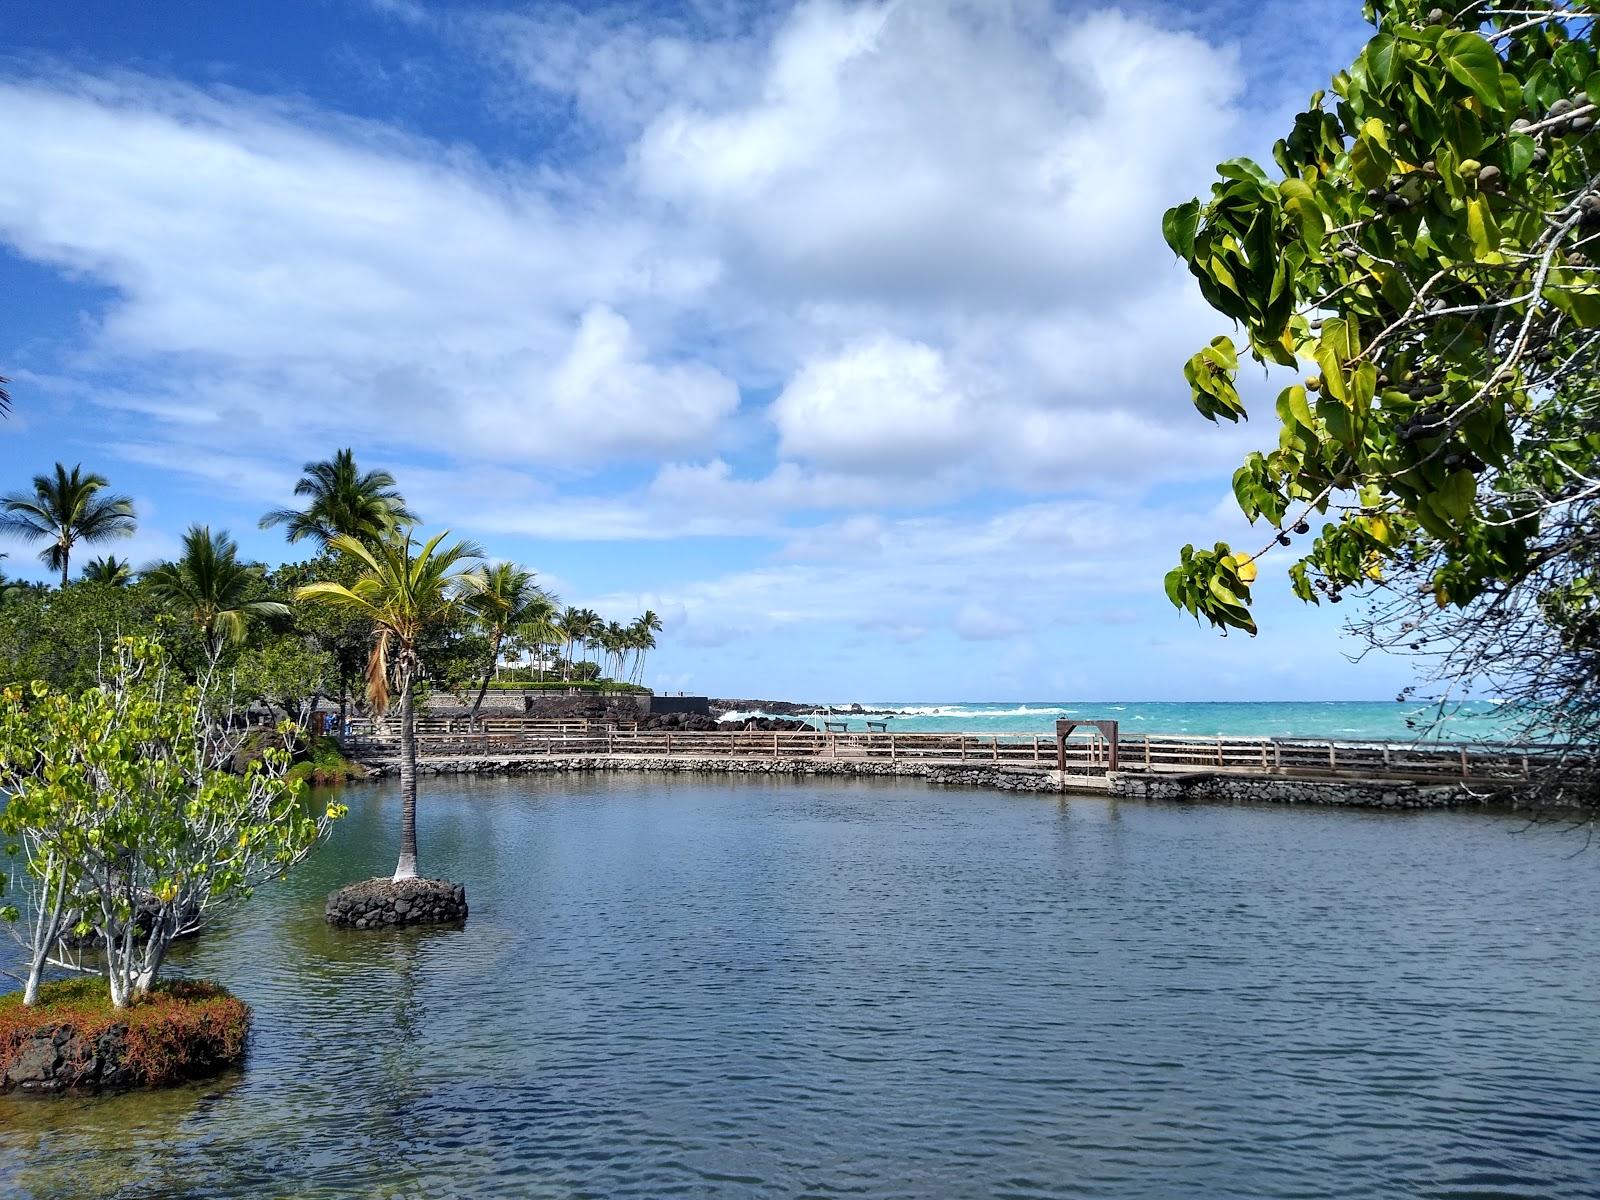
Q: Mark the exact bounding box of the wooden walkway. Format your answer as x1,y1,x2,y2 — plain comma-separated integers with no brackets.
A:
340,718,1562,786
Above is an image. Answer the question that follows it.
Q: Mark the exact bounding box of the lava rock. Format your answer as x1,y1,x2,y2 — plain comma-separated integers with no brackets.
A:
325,877,468,929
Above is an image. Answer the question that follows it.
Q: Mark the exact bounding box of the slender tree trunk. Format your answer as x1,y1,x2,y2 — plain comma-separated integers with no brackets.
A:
59,545,69,588
394,672,419,881
23,852,70,1006
469,630,503,725
132,915,174,999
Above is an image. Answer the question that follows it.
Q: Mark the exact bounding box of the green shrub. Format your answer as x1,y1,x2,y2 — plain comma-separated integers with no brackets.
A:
285,735,366,786
0,978,250,1088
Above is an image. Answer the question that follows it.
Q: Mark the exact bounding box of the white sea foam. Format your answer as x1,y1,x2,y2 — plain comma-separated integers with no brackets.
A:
871,704,1073,719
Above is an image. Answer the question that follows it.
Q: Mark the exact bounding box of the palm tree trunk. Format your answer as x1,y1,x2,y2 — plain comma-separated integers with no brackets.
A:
395,672,419,881
469,630,503,725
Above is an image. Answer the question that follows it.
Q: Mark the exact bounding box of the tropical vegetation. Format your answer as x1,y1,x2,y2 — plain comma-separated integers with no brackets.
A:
259,448,418,548
81,555,132,586
0,463,136,586
1162,0,1600,799
296,531,488,881
144,526,289,655
0,443,668,1002
466,562,558,722
0,638,344,1008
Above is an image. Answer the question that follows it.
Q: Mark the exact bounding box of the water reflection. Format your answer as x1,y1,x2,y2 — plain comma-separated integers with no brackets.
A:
2,774,1597,1199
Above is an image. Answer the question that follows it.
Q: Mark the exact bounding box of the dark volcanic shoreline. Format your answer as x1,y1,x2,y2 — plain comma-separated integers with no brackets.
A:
709,698,817,716
709,699,901,717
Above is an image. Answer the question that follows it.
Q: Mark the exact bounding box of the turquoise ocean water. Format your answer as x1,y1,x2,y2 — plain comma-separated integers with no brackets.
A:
719,700,1520,742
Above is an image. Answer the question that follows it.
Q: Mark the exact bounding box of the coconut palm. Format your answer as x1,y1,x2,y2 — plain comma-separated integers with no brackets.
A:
598,620,632,683
81,555,133,586
0,463,136,586
555,606,600,681
296,530,485,881
144,526,289,655
515,592,564,681
631,610,663,684
260,448,417,548
466,564,560,723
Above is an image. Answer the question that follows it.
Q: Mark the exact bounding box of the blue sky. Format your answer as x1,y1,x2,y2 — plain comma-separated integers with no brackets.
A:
0,0,1398,702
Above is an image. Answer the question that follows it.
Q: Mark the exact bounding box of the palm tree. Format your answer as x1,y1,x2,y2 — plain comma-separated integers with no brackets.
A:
579,609,605,680
81,555,133,586
466,564,559,724
516,592,563,681
144,526,289,655
0,463,136,585
296,530,485,881
598,621,631,683
631,610,663,684
555,606,601,682
260,448,417,548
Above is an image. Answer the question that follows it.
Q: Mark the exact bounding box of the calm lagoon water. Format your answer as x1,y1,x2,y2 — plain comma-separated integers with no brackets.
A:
2,775,1597,1199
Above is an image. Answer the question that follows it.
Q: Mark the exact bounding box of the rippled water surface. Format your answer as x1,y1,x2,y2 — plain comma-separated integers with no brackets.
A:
3,776,1597,1198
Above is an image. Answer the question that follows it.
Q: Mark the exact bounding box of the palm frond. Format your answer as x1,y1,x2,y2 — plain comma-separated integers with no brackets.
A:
367,628,392,716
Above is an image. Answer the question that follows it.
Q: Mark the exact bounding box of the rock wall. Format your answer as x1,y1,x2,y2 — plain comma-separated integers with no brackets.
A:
351,754,1534,808
3,1026,140,1094
326,878,469,929
360,754,1060,792
1106,771,1497,809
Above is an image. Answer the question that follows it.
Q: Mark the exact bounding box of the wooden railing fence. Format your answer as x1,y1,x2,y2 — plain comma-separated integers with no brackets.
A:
339,719,1570,784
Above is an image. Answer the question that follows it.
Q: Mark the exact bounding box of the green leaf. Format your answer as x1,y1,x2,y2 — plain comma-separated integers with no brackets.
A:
1285,384,1315,431
1465,194,1500,261
1545,281,1600,328
1216,157,1274,191
1278,178,1325,248
1366,33,1399,90
1162,199,1201,259
1435,469,1476,522
1439,32,1504,111
1503,134,1536,180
